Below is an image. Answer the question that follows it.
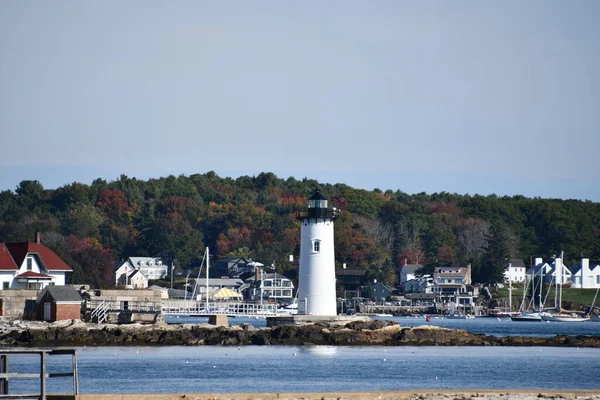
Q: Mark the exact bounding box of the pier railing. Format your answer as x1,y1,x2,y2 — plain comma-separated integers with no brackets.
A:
161,300,279,317
85,299,162,314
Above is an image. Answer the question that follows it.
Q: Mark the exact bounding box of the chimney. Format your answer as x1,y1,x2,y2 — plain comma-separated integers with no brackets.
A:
582,258,590,289
35,232,41,244
255,267,259,282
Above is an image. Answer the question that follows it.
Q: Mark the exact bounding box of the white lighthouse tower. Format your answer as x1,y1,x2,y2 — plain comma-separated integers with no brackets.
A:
297,189,337,315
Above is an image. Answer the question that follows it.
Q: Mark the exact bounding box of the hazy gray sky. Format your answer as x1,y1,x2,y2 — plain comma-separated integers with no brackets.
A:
1,1,598,200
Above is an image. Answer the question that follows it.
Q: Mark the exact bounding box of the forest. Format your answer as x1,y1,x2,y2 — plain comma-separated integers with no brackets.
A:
0,171,599,289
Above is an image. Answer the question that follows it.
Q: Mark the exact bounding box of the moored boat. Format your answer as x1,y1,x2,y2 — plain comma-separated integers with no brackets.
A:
541,313,589,322
510,312,543,322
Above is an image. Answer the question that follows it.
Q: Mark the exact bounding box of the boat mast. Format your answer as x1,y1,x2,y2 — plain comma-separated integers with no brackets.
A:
539,263,544,311
205,247,209,311
508,262,512,312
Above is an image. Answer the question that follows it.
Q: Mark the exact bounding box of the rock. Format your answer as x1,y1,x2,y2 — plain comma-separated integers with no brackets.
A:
1,320,600,348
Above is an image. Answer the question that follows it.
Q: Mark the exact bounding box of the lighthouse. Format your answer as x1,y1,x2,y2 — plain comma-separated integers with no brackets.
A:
297,189,338,315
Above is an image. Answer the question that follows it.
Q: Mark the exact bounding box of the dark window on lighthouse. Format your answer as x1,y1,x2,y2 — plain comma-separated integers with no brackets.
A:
313,240,320,253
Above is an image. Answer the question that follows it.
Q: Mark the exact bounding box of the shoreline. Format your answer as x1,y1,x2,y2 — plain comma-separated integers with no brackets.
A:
2,319,600,348
64,390,600,400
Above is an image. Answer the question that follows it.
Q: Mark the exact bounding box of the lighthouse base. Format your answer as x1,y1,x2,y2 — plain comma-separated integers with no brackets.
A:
266,314,369,327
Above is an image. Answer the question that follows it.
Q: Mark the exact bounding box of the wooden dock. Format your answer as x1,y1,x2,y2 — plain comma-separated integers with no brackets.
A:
0,348,78,399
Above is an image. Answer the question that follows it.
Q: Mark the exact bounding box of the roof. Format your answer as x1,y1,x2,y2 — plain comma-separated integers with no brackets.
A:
129,270,148,280
308,189,327,201
336,268,367,276
0,242,72,271
508,259,525,268
568,265,582,274
402,264,423,274
15,271,53,279
193,278,244,286
128,257,165,268
37,285,82,302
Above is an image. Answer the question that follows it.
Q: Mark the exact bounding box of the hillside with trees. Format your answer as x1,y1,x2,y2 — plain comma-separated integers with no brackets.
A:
1,171,599,288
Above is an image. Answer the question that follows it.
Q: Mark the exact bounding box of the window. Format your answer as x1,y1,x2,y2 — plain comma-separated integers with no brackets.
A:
282,281,291,287
263,280,272,287
597,276,600,284
313,240,320,253
27,257,33,271
2,282,8,290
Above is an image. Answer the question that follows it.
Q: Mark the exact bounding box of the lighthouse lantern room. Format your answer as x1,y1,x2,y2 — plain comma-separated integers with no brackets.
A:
297,189,338,315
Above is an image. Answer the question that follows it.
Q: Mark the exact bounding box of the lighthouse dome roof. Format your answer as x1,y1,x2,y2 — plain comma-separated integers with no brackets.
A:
308,189,327,201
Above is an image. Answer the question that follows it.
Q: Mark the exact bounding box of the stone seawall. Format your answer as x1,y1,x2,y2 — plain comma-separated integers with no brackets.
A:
1,319,600,348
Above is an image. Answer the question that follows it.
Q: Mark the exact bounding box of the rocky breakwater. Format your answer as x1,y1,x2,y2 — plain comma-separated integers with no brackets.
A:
1,319,600,347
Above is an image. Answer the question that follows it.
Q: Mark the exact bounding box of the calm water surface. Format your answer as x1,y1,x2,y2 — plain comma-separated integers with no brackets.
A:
9,345,600,394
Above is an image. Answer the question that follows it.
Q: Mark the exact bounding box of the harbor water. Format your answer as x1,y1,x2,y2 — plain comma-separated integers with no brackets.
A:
8,345,600,394
163,315,600,338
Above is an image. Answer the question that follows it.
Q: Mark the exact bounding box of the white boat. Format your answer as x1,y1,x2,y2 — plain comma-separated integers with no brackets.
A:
445,312,474,320
541,313,589,322
510,312,543,322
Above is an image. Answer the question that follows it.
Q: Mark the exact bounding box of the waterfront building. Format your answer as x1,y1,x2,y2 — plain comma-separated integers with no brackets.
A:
503,259,527,283
114,257,168,288
399,264,422,285
297,189,338,315
0,233,72,290
247,272,294,303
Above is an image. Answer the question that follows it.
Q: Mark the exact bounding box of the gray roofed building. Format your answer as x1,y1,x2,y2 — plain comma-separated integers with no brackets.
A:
37,285,82,303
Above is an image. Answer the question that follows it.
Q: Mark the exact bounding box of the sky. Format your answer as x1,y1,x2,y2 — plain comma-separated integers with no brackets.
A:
1,1,599,201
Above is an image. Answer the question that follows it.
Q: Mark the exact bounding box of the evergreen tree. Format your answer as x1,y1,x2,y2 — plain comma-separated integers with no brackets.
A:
480,221,511,283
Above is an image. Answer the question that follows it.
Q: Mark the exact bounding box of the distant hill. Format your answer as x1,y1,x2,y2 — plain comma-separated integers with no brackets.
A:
1,171,599,288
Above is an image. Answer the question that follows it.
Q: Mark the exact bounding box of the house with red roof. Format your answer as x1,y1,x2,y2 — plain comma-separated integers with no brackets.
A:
0,233,72,291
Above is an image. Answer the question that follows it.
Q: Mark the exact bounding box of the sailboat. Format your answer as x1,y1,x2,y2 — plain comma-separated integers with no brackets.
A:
511,264,543,322
540,254,589,322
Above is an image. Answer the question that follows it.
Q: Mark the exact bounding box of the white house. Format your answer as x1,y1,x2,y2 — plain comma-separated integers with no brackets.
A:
114,257,168,289
568,258,600,289
399,264,422,285
0,239,72,290
504,259,527,283
526,258,553,283
249,272,295,303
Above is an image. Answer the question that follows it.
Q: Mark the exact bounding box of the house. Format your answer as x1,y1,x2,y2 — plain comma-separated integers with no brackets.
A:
526,258,553,283
399,264,423,285
372,281,394,302
0,235,73,290
247,272,294,303
504,259,527,283
568,258,600,289
114,257,168,289
211,257,257,278
335,268,367,291
36,285,83,321
433,265,475,308
402,276,434,293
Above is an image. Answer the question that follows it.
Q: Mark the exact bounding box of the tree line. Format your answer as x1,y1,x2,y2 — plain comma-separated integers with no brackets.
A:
1,171,598,288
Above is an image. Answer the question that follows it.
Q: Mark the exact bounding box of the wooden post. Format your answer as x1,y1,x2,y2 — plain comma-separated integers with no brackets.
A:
0,354,7,394
73,350,79,394
40,351,46,400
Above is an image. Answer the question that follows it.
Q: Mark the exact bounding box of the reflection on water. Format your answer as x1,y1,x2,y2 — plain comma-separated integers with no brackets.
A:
300,345,338,357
